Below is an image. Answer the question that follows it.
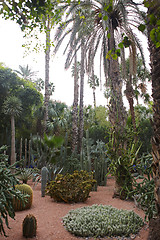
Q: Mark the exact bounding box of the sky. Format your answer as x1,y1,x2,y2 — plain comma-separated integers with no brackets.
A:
0,17,107,107
0,16,150,108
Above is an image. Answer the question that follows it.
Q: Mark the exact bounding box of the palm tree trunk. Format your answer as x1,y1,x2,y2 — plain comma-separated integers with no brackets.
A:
92,66,96,108
126,75,137,134
44,16,51,134
108,20,127,134
72,52,79,152
11,115,16,166
78,38,85,152
147,2,160,239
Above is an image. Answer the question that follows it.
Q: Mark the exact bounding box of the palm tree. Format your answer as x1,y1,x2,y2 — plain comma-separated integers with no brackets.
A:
146,1,160,239
2,96,22,166
14,65,37,80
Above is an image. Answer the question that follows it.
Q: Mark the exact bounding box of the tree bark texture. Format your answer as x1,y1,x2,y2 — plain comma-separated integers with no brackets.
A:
108,20,127,134
147,1,160,239
78,38,85,152
44,17,51,134
72,53,79,152
11,115,16,166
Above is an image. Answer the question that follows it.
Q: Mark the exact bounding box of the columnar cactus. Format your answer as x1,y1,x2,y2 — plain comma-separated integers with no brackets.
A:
23,214,37,238
41,166,49,197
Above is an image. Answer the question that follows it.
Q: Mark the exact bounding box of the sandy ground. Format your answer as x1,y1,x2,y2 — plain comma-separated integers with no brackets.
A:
1,177,149,240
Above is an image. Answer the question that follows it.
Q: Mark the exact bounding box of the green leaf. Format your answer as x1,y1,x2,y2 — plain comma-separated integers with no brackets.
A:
103,15,108,21
138,24,146,32
112,54,118,60
118,42,123,49
98,12,102,18
107,33,111,39
156,42,160,48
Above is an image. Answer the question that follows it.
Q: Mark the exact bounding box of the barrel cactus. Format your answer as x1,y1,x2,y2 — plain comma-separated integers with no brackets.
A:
23,214,37,238
41,166,49,197
13,184,33,211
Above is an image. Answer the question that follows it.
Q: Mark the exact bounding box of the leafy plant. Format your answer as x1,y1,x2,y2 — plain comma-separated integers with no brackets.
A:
17,168,34,184
46,170,96,203
31,134,64,168
131,154,156,221
63,204,144,238
0,146,27,237
107,133,141,199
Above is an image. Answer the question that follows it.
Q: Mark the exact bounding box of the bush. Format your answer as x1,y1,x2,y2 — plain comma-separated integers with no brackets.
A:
46,170,96,203
63,204,144,238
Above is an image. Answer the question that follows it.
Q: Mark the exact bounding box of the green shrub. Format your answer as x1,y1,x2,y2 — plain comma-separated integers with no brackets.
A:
46,170,96,203
131,154,157,221
63,204,144,238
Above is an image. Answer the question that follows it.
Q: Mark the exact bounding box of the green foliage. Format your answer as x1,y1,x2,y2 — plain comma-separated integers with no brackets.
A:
23,214,37,238
107,133,141,199
46,170,96,203
131,154,156,221
31,134,64,168
0,146,27,237
63,204,144,238
17,168,34,184
135,104,153,155
0,66,43,146
62,155,81,174
13,184,33,211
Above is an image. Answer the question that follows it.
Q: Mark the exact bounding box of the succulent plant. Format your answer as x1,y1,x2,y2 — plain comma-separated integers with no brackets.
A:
63,204,144,238
41,166,49,197
13,184,33,211
46,170,96,203
23,214,37,238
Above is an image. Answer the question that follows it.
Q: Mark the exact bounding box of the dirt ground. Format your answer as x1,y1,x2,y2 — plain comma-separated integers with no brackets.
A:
2,177,149,240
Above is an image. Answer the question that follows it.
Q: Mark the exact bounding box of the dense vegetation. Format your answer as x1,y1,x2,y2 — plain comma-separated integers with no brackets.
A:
0,0,160,239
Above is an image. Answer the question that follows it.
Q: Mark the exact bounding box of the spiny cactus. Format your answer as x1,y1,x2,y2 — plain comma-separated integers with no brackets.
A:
23,214,37,238
41,166,49,197
13,184,33,211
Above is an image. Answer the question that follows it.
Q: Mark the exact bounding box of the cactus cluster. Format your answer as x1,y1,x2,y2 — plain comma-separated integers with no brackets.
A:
13,184,33,211
22,214,37,238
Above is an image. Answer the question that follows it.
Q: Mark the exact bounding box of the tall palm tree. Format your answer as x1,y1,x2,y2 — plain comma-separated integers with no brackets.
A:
146,1,160,239
2,96,22,166
84,0,146,135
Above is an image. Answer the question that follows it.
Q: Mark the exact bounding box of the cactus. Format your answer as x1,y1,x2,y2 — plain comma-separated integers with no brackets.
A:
13,184,33,211
23,214,37,238
41,166,49,197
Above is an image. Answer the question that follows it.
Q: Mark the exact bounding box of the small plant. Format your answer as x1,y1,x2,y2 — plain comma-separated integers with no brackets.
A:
46,170,96,203
17,168,34,184
22,214,37,238
63,204,144,238
13,184,33,211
